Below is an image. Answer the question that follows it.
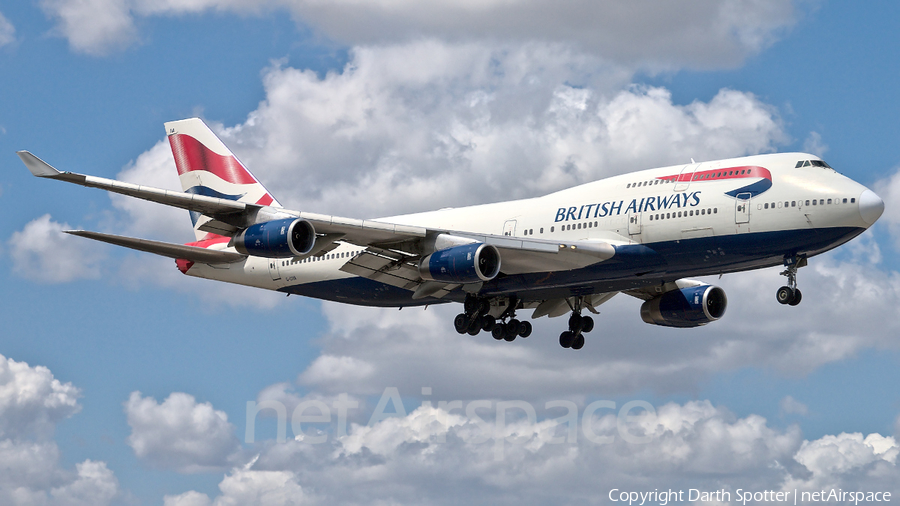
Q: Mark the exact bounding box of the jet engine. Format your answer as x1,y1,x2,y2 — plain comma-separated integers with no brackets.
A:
640,285,727,328
233,218,316,258
418,242,501,284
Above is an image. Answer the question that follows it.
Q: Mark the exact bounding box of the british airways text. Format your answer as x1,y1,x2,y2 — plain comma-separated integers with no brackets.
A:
555,191,702,222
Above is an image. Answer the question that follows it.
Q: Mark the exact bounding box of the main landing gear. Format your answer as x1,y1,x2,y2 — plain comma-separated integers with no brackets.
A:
559,298,594,350
776,255,806,306
454,295,532,342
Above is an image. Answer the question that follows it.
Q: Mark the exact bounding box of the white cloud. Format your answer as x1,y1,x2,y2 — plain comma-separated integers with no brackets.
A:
49,460,119,506
0,11,15,47
170,398,898,504
0,354,120,506
120,43,785,222
8,214,106,283
40,0,136,56
39,0,798,68
125,391,242,473
165,469,307,506
0,353,81,439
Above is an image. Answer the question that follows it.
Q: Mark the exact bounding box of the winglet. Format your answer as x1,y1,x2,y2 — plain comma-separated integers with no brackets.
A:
17,151,62,177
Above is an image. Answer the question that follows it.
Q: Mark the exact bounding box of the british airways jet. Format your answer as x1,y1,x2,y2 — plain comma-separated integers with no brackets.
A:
18,118,884,350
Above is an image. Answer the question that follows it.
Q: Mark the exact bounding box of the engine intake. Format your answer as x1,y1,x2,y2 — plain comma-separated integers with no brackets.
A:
640,285,727,328
418,243,501,284
233,218,315,258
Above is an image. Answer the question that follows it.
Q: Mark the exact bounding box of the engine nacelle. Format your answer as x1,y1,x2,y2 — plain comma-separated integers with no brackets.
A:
233,218,315,258
418,243,501,284
640,285,727,328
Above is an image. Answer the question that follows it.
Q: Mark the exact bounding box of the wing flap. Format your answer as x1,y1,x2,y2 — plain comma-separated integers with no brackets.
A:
65,230,246,264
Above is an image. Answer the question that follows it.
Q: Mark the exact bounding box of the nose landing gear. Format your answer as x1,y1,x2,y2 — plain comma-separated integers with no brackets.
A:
776,255,806,306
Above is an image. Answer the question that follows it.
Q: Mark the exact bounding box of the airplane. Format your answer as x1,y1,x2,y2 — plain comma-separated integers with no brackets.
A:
18,118,884,350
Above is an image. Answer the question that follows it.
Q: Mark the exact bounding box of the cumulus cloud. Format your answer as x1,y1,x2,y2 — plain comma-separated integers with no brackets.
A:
39,0,797,68
165,469,306,506
8,214,106,283
0,353,81,439
167,396,900,504
0,11,15,47
125,391,242,473
0,353,120,506
118,42,785,223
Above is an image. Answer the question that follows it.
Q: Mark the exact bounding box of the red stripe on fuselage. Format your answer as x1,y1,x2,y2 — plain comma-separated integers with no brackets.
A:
657,166,772,183
168,133,258,185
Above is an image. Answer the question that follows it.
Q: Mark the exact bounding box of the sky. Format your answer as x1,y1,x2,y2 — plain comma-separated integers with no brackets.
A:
2,1,900,504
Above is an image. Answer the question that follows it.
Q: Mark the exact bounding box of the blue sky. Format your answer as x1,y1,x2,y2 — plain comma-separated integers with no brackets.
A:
2,1,900,505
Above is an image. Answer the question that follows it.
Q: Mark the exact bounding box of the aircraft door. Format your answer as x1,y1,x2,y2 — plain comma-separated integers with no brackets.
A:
628,212,641,236
502,219,517,236
735,192,751,231
268,258,281,281
674,163,699,192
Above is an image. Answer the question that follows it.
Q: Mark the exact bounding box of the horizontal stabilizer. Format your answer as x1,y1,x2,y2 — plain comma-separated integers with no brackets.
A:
65,230,246,264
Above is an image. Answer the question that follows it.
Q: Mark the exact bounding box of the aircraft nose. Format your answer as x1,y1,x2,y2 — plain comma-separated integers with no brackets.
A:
858,189,884,225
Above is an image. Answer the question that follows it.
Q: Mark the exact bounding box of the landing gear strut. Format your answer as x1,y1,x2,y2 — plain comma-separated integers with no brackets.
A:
559,297,594,350
454,295,531,342
776,255,806,306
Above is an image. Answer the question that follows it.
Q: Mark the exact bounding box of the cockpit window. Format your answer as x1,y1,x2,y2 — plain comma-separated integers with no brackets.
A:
795,159,833,169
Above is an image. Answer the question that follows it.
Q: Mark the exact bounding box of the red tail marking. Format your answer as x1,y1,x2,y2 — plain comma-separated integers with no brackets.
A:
168,133,257,185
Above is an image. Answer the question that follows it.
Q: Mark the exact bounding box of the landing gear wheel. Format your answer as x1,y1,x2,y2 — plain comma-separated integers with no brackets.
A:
571,335,585,350
776,286,794,305
559,331,575,348
492,326,505,340
480,315,496,332
580,316,594,333
467,322,481,336
503,321,518,341
519,321,532,338
454,314,468,334
789,288,802,306
568,313,584,333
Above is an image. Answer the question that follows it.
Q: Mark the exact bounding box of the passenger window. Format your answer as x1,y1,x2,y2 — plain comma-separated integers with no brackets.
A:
764,203,768,209
551,226,554,232
842,198,847,204
791,201,796,207
594,221,598,227
827,199,832,204
820,199,824,205
713,208,717,214
540,228,544,233
812,200,817,206
806,200,810,206
851,198,856,203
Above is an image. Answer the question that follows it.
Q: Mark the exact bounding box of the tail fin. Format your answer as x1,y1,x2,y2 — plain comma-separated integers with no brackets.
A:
165,118,281,240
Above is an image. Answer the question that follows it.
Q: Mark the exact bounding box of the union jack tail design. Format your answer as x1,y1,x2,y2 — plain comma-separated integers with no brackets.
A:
165,118,281,241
